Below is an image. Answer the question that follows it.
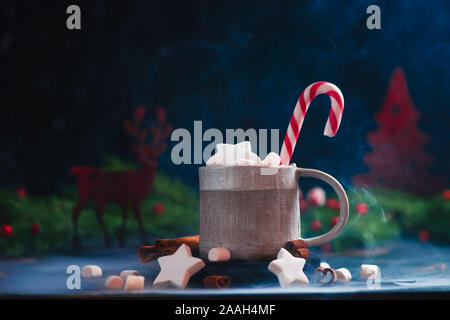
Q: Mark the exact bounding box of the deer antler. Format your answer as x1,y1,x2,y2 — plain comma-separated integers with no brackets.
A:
150,107,173,154
125,106,148,151
125,106,172,155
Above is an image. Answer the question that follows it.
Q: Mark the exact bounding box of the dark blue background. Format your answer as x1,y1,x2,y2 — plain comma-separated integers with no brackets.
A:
0,0,449,193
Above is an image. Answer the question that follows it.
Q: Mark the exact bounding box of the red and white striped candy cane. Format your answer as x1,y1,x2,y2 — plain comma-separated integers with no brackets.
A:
280,81,344,165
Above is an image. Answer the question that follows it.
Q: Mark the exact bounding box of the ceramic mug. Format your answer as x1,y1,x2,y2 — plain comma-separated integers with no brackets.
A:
199,165,349,260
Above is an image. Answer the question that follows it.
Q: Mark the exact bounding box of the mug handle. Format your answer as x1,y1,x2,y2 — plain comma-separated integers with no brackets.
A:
296,168,349,246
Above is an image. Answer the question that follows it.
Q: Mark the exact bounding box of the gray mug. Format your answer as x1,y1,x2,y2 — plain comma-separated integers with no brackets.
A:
199,165,349,260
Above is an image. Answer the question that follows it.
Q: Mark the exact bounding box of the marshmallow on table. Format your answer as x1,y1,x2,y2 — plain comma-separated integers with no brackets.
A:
360,264,380,279
320,262,331,269
153,243,205,289
120,270,139,281
104,275,124,289
268,248,309,287
208,248,231,262
335,268,352,282
124,275,145,291
81,265,102,278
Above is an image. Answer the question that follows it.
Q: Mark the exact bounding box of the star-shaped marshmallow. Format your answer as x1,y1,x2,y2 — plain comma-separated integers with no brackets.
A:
268,248,309,287
153,244,205,289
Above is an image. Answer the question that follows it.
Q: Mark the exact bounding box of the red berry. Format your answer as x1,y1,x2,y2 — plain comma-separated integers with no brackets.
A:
443,190,450,200
418,229,429,242
307,187,326,206
355,202,369,215
310,219,322,232
16,188,27,198
1,224,13,237
326,198,340,210
330,216,339,227
30,223,41,235
299,200,309,214
321,243,333,252
153,203,165,215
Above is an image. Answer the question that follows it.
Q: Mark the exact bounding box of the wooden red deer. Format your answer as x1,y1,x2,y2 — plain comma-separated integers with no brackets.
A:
70,106,172,248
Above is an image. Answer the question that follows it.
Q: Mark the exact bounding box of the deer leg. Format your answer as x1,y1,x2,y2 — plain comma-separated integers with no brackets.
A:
118,205,128,247
72,200,87,249
95,202,112,247
132,203,149,245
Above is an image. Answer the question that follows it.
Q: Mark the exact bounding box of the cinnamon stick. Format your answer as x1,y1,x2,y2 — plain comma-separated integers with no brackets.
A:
284,239,309,259
160,246,177,256
284,239,307,252
155,235,199,249
138,235,200,263
203,275,231,289
137,245,159,263
312,267,337,285
294,247,310,260
155,235,199,256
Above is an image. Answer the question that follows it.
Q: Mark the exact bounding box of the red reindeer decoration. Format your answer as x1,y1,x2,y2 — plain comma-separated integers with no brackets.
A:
70,106,172,248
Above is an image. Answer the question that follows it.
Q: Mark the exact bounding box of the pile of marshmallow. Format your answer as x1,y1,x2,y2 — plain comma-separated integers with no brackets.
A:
81,247,232,291
267,249,381,287
81,265,145,291
206,141,282,167
82,249,380,290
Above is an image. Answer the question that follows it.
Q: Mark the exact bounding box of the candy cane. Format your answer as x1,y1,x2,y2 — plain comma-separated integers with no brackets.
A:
280,81,344,165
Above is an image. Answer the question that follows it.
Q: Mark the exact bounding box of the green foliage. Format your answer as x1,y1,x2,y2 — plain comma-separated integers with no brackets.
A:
370,188,450,243
0,156,199,257
302,188,450,251
301,188,401,251
0,155,448,256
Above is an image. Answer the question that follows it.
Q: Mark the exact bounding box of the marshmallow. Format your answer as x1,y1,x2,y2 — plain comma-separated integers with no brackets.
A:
236,159,256,166
216,141,252,166
261,152,281,167
360,264,380,279
246,151,262,165
320,262,331,269
206,153,224,166
206,142,264,167
124,275,145,291
208,248,231,262
81,265,102,278
335,268,352,282
268,248,309,287
104,275,124,289
119,270,139,281
153,244,205,289
206,142,284,168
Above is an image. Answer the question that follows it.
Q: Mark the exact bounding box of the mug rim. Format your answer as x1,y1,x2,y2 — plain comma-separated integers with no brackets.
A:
199,165,297,191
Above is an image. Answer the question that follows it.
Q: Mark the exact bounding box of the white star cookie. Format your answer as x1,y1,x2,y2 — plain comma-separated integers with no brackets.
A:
153,244,205,289
268,248,309,287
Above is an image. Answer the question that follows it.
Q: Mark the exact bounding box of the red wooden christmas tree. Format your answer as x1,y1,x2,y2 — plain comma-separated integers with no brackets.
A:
352,67,445,195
